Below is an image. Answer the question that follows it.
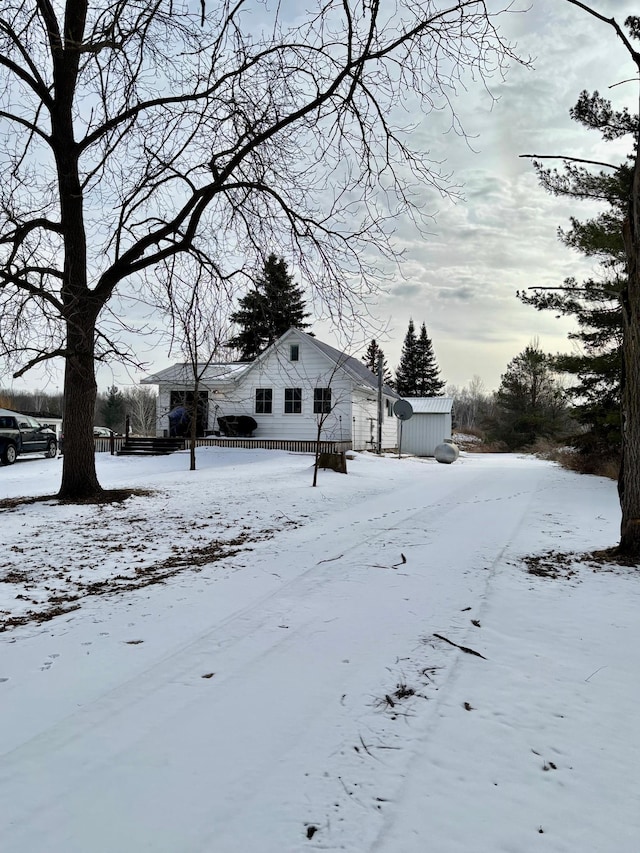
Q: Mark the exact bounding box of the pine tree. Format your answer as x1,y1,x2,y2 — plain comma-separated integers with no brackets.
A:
227,255,311,360
415,322,446,396
395,319,419,396
99,386,125,432
521,92,630,461
487,344,569,450
362,339,393,386
396,320,445,396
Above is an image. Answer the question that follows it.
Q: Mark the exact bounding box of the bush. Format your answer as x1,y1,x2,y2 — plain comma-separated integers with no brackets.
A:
452,429,508,453
529,437,619,480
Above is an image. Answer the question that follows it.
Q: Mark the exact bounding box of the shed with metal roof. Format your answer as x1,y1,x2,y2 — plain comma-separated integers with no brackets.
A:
398,397,454,456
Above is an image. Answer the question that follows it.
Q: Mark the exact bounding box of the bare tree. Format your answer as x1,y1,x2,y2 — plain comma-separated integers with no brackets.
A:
0,0,524,499
160,260,235,471
448,374,490,431
310,361,351,487
121,386,157,436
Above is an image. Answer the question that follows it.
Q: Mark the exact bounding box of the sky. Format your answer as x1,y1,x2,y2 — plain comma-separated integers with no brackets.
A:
1,0,637,396
1,447,638,851
365,0,638,391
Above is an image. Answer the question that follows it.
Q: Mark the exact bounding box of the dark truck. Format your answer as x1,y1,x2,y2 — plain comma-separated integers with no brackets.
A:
0,408,58,465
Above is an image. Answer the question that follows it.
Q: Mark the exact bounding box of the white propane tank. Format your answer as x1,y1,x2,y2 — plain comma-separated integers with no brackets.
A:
434,441,459,464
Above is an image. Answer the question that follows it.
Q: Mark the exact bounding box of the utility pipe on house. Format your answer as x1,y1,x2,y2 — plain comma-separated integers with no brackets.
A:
377,352,383,454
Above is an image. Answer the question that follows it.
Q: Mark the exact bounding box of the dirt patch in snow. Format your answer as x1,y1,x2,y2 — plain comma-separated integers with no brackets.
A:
522,548,640,581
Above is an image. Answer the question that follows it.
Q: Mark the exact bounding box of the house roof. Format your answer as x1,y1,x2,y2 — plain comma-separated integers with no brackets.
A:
402,397,454,414
141,361,250,386
140,328,399,397
283,330,400,398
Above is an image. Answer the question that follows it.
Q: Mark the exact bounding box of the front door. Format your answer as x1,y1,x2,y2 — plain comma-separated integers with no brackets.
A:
169,391,209,436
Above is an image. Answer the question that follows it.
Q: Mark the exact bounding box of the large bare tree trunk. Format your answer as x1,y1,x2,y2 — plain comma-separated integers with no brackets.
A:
59,339,101,499
51,4,102,500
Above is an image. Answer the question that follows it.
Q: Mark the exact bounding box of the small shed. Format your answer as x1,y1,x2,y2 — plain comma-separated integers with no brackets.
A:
399,397,454,457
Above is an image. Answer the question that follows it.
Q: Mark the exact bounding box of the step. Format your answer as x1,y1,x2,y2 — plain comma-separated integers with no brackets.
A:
116,437,184,457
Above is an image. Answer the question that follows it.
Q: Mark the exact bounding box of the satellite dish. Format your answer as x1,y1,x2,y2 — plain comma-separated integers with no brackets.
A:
393,399,414,421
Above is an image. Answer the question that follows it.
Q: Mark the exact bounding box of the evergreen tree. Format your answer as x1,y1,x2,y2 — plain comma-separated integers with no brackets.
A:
395,319,419,396
362,339,393,386
521,10,640,557
487,344,569,450
99,386,126,432
415,322,446,396
227,255,311,360
520,97,629,460
396,320,445,396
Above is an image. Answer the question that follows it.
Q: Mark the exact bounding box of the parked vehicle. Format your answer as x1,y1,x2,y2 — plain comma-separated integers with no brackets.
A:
93,426,116,437
0,408,58,465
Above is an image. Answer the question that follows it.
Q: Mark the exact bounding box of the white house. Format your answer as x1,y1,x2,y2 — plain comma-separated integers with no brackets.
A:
141,329,400,451
397,397,454,456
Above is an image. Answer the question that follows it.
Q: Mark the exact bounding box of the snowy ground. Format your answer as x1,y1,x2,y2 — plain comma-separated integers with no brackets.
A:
1,448,638,853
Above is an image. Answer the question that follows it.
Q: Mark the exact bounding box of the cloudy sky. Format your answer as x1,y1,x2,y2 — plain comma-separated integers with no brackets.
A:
353,0,637,391
3,0,637,396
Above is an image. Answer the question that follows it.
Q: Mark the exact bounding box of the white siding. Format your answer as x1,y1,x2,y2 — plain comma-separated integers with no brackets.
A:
220,338,353,441
147,331,398,445
351,390,398,451
400,412,452,456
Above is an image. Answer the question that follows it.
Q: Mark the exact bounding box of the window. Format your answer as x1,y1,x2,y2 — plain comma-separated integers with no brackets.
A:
313,387,332,414
386,399,393,417
289,344,299,362
255,388,273,414
284,388,302,414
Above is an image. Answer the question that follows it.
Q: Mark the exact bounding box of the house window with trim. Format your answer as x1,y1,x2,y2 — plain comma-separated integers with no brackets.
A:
284,387,302,414
289,344,299,362
255,388,273,414
313,387,332,414
386,399,393,417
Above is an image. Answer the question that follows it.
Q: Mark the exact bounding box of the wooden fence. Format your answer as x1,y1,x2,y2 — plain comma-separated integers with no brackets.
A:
187,437,353,453
93,436,352,454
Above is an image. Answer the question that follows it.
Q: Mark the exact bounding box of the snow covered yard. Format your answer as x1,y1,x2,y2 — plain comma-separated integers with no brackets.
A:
0,449,638,853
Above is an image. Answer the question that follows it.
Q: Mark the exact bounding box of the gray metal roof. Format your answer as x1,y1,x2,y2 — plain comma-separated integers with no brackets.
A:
401,397,454,414
298,332,400,398
141,361,250,385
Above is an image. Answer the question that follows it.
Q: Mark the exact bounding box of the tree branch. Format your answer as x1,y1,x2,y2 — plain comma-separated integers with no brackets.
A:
565,0,640,67
520,154,620,169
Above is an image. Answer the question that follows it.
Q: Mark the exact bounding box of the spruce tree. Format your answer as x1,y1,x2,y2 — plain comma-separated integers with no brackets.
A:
227,255,310,360
415,322,446,396
395,319,419,396
362,339,393,386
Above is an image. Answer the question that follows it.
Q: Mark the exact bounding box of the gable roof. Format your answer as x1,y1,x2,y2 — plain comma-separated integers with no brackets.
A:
402,397,454,414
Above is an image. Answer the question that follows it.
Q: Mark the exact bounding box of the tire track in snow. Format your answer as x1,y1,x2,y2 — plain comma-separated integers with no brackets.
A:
2,463,554,853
